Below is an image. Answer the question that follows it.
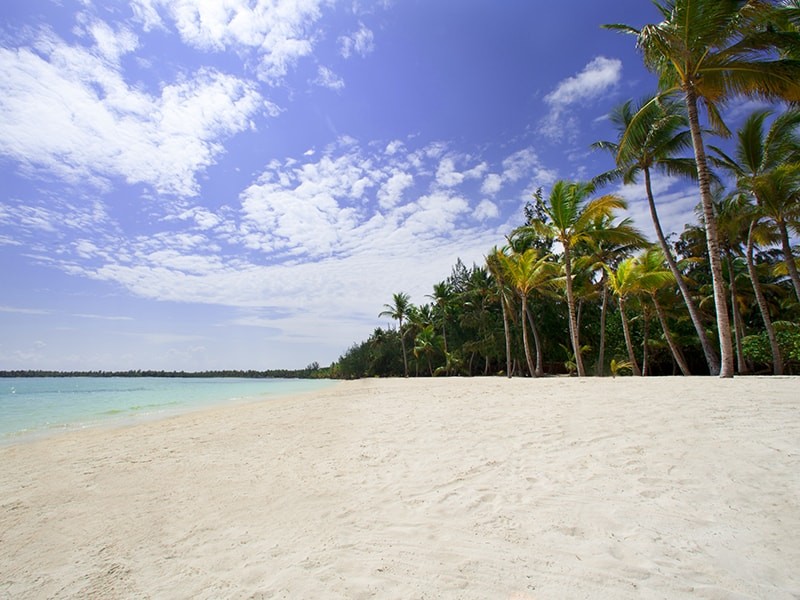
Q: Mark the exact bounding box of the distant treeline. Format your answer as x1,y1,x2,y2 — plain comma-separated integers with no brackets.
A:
0,365,330,379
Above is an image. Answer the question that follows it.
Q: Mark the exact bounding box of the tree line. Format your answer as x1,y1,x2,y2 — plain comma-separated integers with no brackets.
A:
0,366,328,379
331,1,800,379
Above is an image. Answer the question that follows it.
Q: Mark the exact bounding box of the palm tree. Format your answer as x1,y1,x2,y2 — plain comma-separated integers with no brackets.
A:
413,324,439,377
606,256,643,376
606,0,800,377
379,292,412,377
576,214,648,375
496,247,556,377
635,248,693,375
486,247,516,378
522,180,629,376
428,282,453,356
593,96,721,374
710,108,800,304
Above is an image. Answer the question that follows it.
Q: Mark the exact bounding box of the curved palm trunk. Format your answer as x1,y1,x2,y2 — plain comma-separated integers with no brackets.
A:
641,308,650,376
746,224,783,375
564,244,586,376
399,318,409,378
525,302,544,377
777,220,800,304
725,254,749,375
619,296,642,376
644,166,720,374
597,277,609,376
684,87,734,378
500,292,513,378
519,293,536,377
651,295,691,376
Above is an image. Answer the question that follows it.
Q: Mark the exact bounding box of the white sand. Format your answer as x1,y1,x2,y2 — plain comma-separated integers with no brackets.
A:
1,376,798,599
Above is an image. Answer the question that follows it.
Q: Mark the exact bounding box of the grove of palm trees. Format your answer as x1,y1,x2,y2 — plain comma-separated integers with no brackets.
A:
332,0,800,379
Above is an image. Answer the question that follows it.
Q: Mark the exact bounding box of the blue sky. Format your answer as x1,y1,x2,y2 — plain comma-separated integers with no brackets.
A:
0,1,762,371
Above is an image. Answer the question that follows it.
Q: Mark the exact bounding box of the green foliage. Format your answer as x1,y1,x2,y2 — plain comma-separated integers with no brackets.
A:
742,322,800,369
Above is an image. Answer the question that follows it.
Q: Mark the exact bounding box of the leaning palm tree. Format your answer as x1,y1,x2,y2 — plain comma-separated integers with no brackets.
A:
379,292,412,377
593,96,721,374
521,180,630,377
710,108,800,304
496,247,556,377
606,0,800,377
576,214,648,375
635,247,693,375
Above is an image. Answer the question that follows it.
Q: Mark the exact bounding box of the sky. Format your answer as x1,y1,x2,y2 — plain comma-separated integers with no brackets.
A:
0,0,765,371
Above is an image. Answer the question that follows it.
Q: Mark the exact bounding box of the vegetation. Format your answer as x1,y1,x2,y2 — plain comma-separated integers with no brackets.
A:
332,1,800,379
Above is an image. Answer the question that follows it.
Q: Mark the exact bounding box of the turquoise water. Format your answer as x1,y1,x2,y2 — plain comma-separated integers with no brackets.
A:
0,377,334,444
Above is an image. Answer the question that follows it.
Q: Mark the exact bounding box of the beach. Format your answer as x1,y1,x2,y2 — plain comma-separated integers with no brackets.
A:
1,376,798,599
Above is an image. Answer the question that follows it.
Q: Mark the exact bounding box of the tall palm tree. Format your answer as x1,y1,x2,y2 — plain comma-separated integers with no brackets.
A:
496,247,556,377
486,247,516,378
593,96,721,374
379,292,412,377
428,282,453,355
606,0,800,377
710,108,800,304
635,248,693,375
522,180,630,376
606,256,643,376
576,214,648,375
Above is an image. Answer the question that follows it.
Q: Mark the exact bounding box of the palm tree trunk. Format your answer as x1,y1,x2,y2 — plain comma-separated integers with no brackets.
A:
725,254,749,375
399,319,409,378
651,295,691,376
500,292,512,378
778,220,800,304
520,294,536,378
643,166,720,374
597,277,609,376
619,297,642,376
525,302,544,377
564,244,586,376
746,223,783,375
641,308,649,376
684,87,734,378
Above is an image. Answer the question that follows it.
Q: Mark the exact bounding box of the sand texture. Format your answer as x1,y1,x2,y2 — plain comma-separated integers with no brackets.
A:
1,376,799,599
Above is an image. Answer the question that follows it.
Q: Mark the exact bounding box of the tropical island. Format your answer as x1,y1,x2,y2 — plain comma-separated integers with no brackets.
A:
333,5,800,380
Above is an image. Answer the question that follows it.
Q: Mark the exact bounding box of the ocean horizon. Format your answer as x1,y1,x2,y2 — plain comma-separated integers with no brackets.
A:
0,377,335,444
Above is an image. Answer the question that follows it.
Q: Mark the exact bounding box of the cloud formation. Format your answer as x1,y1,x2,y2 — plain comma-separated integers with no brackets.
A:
0,26,263,197
540,56,622,142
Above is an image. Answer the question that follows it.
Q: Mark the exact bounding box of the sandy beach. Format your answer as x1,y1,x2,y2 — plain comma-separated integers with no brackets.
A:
1,376,798,599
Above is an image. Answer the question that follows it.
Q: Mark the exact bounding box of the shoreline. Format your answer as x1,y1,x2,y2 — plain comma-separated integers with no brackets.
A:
2,376,798,598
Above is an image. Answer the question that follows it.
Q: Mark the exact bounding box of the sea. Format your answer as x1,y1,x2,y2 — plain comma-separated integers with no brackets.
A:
0,377,335,444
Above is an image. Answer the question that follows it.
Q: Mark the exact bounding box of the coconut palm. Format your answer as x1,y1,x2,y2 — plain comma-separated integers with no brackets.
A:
496,247,556,377
576,214,648,375
593,96,721,374
486,247,517,378
428,282,453,356
413,324,439,377
606,0,800,377
635,248,693,375
606,256,643,376
710,108,800,304
379,292,412,377
521,180,629,376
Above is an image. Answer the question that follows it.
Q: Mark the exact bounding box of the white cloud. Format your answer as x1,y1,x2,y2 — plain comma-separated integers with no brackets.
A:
481,173,502,195
474,199,499,221
314,65,345,90
541,56,622,142
0,29,263,197
339,23,375,58
378,170,414,209
132,0,328,84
